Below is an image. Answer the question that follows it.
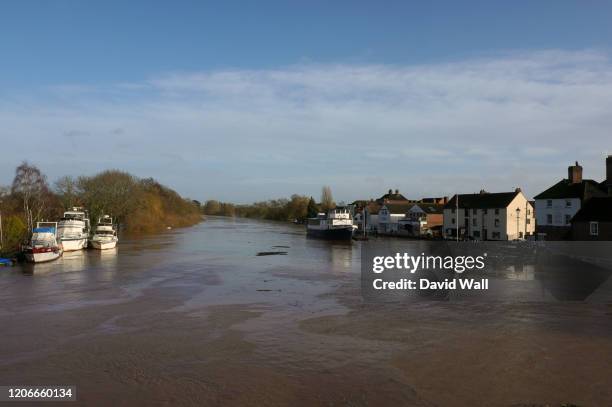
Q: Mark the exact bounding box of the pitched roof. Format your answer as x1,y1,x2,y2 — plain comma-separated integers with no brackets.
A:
444,191,520,209
412,203,444,214
571,197,612,222
533,179,607,200
382,202,415,213
377,191,408,202
358,202,381,215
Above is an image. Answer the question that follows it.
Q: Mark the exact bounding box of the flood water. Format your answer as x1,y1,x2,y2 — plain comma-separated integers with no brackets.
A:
1,217,612,406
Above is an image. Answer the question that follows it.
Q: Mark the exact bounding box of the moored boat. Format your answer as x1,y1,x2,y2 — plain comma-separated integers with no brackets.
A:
89,215,118,250
23,222,63,263
57,207,90,251
306,207,354,240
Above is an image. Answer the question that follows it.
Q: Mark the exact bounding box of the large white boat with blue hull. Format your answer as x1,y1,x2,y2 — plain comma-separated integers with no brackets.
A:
306,207,354,240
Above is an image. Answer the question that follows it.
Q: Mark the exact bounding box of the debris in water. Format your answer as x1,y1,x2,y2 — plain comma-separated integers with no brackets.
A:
272,245,290,248
256,289,282,292
256,251,287,256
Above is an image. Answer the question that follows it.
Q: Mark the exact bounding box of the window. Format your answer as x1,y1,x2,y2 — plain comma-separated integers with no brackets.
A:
473,208,477,215
494,208,500,215
565,200,572,208
483,209,488,215
565,214,571,225
451,218,455,224
492,232,500,239
527,209,531,215
547,214,553,225
526,218,531,225
494,219,500,227
472,218,477,226
451,208,455,214
547,200,552,208
590,222,599,236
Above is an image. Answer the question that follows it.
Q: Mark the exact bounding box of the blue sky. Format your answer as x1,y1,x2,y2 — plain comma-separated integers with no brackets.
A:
2,1,612,202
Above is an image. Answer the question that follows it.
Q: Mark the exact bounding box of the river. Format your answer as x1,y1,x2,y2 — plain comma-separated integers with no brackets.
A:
1,217,612,406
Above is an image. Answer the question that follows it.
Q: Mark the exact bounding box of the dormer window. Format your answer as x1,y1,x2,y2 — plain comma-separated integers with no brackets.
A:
546,200,552,208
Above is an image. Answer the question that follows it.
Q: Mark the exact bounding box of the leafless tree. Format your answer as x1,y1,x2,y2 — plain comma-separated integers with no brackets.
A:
320,186,335,212
11,162,50,231
54,175,79,209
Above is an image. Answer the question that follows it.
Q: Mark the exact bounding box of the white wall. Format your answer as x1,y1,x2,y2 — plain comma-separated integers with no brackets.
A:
443,192,535,240
534,198,580,227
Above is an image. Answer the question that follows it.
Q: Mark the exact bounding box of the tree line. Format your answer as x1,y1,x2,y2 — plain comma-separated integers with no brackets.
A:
202,186,336,222
0,162,203,256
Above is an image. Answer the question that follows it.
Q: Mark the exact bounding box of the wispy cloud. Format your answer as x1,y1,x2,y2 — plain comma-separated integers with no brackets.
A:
1,49,611,202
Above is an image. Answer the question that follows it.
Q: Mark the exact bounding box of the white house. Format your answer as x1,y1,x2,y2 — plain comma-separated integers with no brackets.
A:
533,161,608,240
398,203,444,237
443,189,535,241
378,203,415,234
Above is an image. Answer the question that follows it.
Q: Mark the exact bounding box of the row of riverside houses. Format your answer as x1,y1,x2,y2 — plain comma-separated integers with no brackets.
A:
351,156,612,241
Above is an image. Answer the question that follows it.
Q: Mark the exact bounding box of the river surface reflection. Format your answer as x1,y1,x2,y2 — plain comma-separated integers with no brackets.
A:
1,217,612,406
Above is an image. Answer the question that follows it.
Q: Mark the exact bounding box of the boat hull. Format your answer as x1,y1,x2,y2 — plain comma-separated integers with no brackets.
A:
61,238,88,251
90,240,117,250
307,227,353,240
24,249,63,263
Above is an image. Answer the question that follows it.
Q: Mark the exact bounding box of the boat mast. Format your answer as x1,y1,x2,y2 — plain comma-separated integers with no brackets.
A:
456,194,459,242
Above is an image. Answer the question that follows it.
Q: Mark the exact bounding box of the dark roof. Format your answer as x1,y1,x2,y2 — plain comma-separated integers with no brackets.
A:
382,202,415,213
571,197,612,222
377,191,408,202
444,191,520,209
533,179,607,200
358,202,381,215
412,203,444,214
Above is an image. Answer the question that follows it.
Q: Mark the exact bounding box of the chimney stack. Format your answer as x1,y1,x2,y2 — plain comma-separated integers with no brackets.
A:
607,155,612,195
568,161,583,184
395,189,399,194
388,189,392,194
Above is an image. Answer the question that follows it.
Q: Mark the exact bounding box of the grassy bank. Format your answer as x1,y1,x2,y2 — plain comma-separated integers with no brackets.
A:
0,163,203,255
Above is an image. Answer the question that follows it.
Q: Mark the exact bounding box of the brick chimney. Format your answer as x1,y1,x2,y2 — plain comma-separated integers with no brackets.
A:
607,155,612,195
568,161,582,184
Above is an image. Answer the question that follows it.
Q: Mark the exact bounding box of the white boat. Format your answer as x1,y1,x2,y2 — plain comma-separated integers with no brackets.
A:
89,215,118,250
306,207,354,240
57,207,90,251
23,222,63,263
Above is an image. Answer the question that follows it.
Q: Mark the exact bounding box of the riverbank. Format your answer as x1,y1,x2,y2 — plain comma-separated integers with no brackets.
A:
0,163,204,254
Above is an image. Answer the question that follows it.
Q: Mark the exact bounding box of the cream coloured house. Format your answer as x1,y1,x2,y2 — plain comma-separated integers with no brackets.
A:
443,189,535,240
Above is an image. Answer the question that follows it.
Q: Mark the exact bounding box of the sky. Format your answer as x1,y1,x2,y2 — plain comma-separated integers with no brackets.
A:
1,1,612,203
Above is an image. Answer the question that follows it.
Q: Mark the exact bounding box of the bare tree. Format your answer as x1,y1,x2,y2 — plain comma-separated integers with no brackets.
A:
54,175,79,210
320,186,335,212
11,162,50,231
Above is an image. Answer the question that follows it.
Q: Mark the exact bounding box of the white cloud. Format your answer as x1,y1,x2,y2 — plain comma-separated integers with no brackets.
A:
1,49,611,202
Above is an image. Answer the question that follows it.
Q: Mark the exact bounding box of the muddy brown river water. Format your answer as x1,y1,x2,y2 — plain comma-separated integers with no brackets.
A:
1,217,612,406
